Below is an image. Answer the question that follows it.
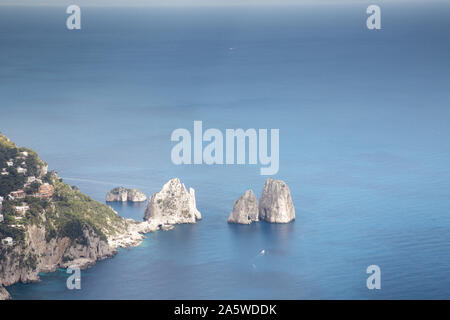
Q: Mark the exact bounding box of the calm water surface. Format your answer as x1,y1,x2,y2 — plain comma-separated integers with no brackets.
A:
1,3,450,299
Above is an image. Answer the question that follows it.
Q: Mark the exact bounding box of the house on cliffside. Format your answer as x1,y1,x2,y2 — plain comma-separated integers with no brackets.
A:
36,183,54,199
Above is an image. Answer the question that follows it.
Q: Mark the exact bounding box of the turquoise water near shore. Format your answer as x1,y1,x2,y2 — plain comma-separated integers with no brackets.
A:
1,3,450,299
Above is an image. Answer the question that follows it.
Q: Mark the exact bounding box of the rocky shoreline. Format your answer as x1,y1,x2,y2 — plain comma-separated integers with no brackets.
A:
0,285,10,300
1,175,294,300
0,178,202,300
0,217,159,299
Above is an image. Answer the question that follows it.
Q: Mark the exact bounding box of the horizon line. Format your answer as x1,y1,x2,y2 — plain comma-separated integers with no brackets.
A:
0,0,438,9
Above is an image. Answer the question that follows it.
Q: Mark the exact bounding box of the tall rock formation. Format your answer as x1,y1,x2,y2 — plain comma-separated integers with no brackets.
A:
258,178,295,223
228,190,259,224
143,178,201,226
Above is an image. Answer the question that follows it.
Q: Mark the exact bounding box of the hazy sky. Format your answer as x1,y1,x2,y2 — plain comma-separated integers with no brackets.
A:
0,0,322,6
0,0,419,7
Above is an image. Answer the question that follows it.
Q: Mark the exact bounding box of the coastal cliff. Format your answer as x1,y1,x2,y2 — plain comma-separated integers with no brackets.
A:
106,187,147,202
0,223,115,288
228,190,259,224
0,133,152,299
144,178,201,227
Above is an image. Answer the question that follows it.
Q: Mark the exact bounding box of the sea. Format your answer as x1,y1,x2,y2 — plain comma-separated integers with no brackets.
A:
1,2,450,299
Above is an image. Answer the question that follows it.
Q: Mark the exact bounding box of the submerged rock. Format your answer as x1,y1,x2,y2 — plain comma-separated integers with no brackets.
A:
228,190,259,224
106,187,147,202
259,178,295,223
143,178,201,226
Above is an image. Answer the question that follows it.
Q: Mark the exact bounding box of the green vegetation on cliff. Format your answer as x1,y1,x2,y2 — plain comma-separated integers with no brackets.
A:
49,176,128,241
0,134,46,198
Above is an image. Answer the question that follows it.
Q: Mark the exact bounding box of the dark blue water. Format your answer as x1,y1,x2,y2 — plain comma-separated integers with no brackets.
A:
2,3,450,299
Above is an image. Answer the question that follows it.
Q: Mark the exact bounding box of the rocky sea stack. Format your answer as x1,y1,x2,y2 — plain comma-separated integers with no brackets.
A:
259,178,295,223
228,190,259,224
144,178,201,226
106,187,147,202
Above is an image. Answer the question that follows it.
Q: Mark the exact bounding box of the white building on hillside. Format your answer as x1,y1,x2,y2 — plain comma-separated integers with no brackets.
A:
1,237,13,246
17,167,27,174
15,204,30,215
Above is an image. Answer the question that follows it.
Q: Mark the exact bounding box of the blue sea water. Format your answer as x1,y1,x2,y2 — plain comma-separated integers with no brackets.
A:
1,3,450,299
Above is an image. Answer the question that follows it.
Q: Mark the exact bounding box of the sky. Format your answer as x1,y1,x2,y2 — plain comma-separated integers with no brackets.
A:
0,0,432,7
